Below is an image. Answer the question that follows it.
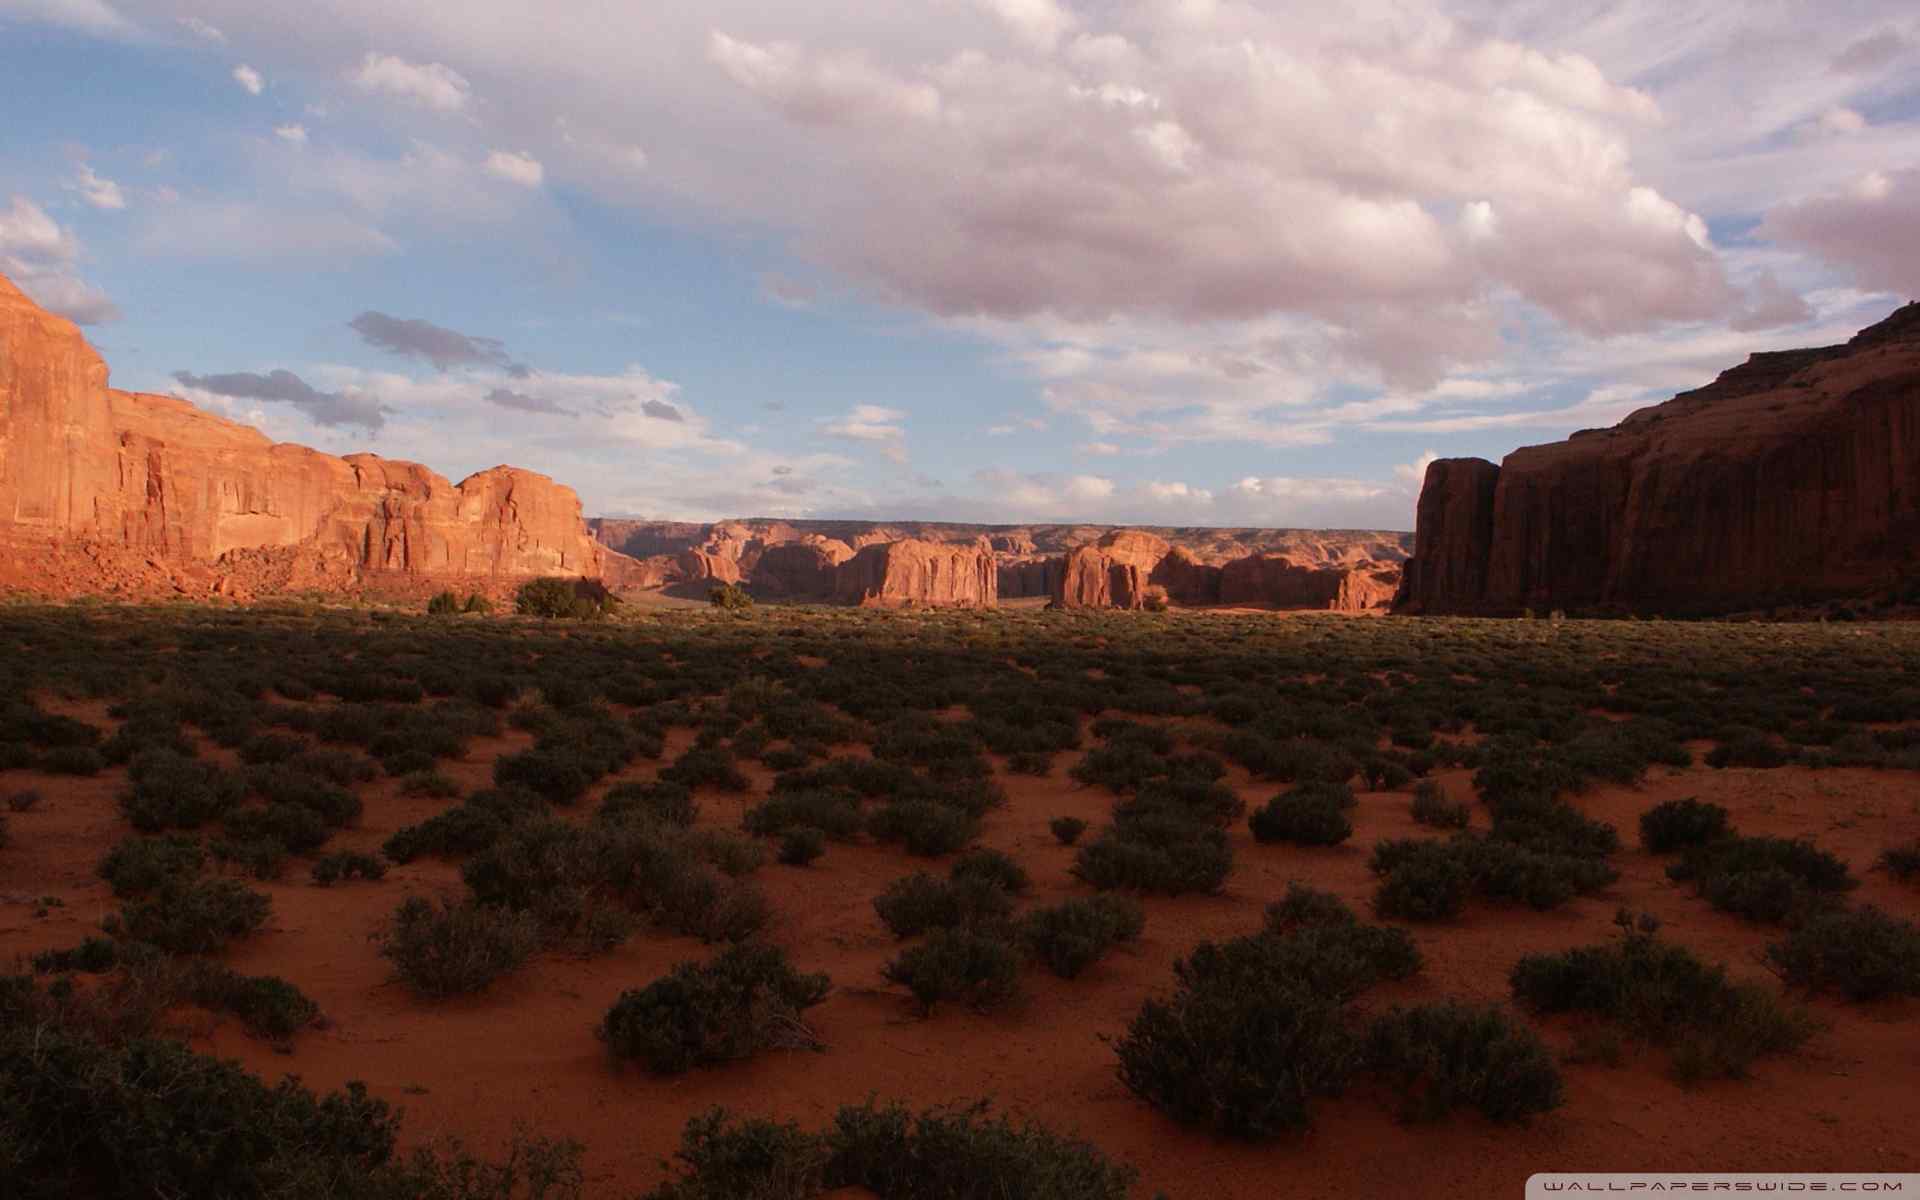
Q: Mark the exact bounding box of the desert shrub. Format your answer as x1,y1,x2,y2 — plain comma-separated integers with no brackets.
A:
662,746,751,793
1050,816,1087,845
652,868,773,944
516,577,584,619
40,744,104,775
312,850,388,886
375,895,540,998
290,747,379,786
873,873,1014,939
247,762,364,827
1766,906,1920,1000
1370,839,1473,920
183,964,320,1039
868,799,979,857
493,747,597,805
822,1098,1137,1200
1019,896,1144,979
1264,883,1361,931
1410,780,1469,830
743,789,862,840
399,770,462,799
238,732,307,766
1072,813,1231,895
1118,776,1244,824
1878,840,1920,882
950,848,1030,895
7,788,40,812
111,878,271,954
1007,751,1052,776
427,591,460,616
463,592,493,615
384,786,545,863
210,836,291,880
1706,729,1790,769
1510,914,1813,1080
643,1100,1136,1200
31,936,120,975
97,835,205,897
224,801,330,855
1639,798,1731,853
1249,786,1353,846
601,943,830,1074
118,751,244,832
709,583,754,612
778,828,826,866
1362,1002,1563,1123
882,928,1022,1014
1113,917,1420,1139
1668,835,1856,923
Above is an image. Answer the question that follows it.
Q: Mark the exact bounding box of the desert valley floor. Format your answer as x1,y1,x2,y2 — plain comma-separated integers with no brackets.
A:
3,603,1918,1198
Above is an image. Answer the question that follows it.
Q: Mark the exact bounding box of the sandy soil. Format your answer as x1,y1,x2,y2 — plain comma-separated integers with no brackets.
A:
3,718,1917,1198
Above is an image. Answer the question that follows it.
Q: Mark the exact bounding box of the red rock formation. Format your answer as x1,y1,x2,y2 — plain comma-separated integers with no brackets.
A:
1,271,605,598
1053,531,1171,608
834,538,998,608
1397,303,1920,615
754,540,853,598
997,556,1061,599
1149,545,1222,605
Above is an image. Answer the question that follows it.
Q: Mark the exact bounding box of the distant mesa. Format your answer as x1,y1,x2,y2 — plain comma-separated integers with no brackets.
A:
1396,300,1920,617
0,268,1407,609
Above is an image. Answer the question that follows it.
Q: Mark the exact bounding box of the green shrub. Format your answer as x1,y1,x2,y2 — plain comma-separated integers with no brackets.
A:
662,746,751,793
112,878,271,954
1766,906,1920,1000
601,780,698,828
709,583,754,611
184,964,321,1039
312,850,388,886
384,786,545,863
873,873,1014,939
1363,1002,1563,1123
1049,816,1087,845
399,770,462,799
1113,918,1419,1139
493,748,597,805
1370,839,1473,920
1510,916,1813,1080
40,745,104,776
1072,814,1231,895
1264,883,1361,931
1668,836,1856,923
643,1100,1136,1200
427,591,460,616
97,835,205,897
1249,786,1353,846
375,895,540,998
882,929,1022,1013
743,789,862,840
778,827,826,866
1020,896,1144,979
1639,798,1731,852
601,943,829,1074
950,848,1030,895
223,802,329,855
1706,730,1790,769
516,577,589,619
1007,751,1052,776
868,799,979,857
31,936,120,975
1878,840,1920,882
118,751,244,832
463,592,493,615
1410,780,1469,830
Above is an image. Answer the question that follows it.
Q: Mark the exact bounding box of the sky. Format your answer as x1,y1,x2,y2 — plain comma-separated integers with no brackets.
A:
1,1,1916,530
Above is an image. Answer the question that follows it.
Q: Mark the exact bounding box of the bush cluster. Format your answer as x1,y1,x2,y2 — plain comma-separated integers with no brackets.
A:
601,943,830,1074
375,895,541,998
1667,835,1856,923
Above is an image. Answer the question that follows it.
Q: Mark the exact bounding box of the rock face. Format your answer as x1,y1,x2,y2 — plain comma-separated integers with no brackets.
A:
590,516,1410,609
1396,303,1920,615
0,271,605,598
834,538,998,608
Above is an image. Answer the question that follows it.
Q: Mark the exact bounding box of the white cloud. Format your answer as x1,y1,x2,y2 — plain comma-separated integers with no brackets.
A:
351,52,471,112
274,123,308,144
0,195,118,323
1394,451,1440,488
710,30,942,126
483,149,544,187
1762,167,1920,297
232,64,264,95
66,163,125,210
976,0,1074,53
178,14,224,42
0,0,136,37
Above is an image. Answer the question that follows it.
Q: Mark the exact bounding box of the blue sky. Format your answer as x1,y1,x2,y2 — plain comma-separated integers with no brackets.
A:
2,0,1916,528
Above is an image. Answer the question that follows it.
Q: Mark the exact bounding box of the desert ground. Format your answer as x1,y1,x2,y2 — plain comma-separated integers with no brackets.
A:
3,602,1917,1198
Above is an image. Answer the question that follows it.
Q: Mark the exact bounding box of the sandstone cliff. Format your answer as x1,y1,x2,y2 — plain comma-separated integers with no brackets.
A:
0,271,606,598
833,538,998,608
1396,303,1920,615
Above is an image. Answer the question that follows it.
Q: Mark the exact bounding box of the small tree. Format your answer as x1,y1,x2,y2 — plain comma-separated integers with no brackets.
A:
710,583,754,612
